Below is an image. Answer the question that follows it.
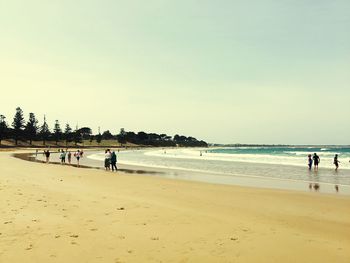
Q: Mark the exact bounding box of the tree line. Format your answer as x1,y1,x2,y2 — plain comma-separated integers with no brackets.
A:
0,107,208,148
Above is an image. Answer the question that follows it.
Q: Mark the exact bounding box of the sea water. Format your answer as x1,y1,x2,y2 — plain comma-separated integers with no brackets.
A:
87,146,350,188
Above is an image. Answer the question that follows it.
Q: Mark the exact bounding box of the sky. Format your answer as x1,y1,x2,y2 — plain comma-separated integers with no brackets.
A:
0,0,349,144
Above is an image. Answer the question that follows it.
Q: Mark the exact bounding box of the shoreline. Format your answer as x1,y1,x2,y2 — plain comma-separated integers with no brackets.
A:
21,149,350,196
1,151,350,262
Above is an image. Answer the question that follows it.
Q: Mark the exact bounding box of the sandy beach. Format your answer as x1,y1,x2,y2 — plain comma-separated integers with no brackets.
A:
1,151,350,263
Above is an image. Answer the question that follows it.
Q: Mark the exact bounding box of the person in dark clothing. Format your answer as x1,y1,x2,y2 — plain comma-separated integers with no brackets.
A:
307,154,313,170
334,154,340,171
44,150,50,163
111,151,117,171
312,153,320,171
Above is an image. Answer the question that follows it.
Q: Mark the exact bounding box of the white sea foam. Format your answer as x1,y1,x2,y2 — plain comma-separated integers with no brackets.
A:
142,148,350,170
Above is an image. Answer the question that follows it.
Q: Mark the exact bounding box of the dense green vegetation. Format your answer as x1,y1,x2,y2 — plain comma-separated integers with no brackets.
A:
0,107,208,148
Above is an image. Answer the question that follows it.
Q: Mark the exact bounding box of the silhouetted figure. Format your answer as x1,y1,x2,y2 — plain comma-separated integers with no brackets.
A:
307,154,313,170
335,185,339,192
313,183,320,191
313,153,320,171
44,150,50,163
333,154,340,171
111,151,117,171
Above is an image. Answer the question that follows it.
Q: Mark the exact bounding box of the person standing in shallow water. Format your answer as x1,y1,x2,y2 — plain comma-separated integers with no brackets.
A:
334,154,340,171
307,154,313,170
313,153,320,171
111,151,117,172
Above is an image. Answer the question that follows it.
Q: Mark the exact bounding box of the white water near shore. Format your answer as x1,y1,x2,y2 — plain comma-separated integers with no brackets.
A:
85,147,350,193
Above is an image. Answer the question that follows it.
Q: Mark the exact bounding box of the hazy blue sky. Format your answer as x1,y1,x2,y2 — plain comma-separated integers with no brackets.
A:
0,0,349,144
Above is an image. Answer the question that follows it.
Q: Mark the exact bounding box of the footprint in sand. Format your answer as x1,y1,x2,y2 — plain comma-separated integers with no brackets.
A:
150,237,159,241
70,234,79,238
55,235,61,238
25,244,33,250
90,228,98,232
4,221,12,224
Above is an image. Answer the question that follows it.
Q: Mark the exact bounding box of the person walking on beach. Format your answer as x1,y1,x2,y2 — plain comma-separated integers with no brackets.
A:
104,149,111,170
334,154,340,171
60,150,66,164
74,150,81,167
307,154,313,170
44,150,50,163
111,151,117,172
67,151,72,164
313,153,320,171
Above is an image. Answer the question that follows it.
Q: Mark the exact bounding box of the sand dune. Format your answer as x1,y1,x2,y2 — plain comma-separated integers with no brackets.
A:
0,151,349,262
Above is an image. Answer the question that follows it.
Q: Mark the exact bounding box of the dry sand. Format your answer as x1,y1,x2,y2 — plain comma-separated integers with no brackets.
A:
1,151,349,263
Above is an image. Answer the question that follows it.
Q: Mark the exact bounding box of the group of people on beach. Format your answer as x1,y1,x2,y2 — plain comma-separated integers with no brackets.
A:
37,148,118,170
39,148,83,167
307,153,344,171
104,149,118,171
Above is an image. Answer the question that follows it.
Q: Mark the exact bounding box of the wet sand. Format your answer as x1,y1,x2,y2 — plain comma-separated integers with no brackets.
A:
1,151,350,262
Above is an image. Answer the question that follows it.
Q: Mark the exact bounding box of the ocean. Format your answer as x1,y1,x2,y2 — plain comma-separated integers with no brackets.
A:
87,146,350,188
34,146,350,194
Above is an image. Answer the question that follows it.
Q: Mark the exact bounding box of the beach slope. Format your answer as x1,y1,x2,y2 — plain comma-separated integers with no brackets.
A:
0,151,349,262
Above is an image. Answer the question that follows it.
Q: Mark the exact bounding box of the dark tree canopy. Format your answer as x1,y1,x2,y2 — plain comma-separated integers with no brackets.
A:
0,108,208,148
24,113,38,145
0,114,8,145
78,127,92,140
39,116,50,145
12,107,25,145
102,130,114,140
53,120,62,145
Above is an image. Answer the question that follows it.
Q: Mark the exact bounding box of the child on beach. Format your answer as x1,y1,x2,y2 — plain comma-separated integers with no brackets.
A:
334,154,340,171
307,154,313,170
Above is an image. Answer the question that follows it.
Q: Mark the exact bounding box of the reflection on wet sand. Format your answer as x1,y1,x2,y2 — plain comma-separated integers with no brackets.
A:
308,183,340,193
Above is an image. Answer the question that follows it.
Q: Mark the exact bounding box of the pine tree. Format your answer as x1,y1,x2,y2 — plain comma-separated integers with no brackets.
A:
12,107,25,145
39,115,50,146
0,114,8,145
64,123,72,146
24,113,38,145
53,120,62,145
